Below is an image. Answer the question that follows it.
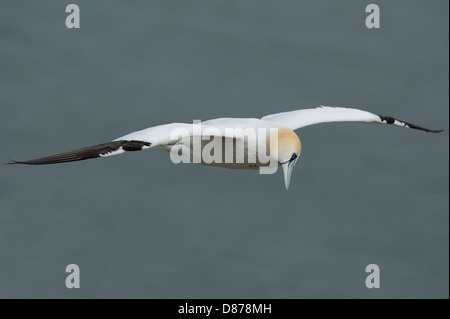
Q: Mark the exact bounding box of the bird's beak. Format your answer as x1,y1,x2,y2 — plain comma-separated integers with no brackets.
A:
281,159,297,191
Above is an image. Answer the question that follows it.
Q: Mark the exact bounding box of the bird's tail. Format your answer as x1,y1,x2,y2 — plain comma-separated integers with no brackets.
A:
6,140,151,165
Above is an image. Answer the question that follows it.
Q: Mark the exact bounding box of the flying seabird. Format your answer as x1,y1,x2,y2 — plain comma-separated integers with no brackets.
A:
8,106,442,190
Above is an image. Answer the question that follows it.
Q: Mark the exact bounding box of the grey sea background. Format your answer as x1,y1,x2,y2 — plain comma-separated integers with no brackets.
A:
0,1,448,298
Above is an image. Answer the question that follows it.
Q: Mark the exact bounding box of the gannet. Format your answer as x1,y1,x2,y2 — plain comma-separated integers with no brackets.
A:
8,106,442,190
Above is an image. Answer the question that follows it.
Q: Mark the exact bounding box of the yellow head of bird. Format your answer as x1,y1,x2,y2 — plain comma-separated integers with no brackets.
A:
269,127,301,190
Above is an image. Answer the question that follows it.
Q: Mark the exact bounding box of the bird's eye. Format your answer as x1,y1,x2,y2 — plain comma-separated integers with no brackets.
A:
290,153,297,162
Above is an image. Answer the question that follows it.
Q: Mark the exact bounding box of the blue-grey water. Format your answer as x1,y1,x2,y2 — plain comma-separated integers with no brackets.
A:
0,0,448,298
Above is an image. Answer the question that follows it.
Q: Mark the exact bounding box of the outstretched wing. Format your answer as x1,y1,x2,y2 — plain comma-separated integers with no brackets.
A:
8,122,192,165
261,106,443,133
7,140,151,165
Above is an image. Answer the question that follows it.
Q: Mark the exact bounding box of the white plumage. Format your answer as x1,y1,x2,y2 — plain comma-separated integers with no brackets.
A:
9,106,442,190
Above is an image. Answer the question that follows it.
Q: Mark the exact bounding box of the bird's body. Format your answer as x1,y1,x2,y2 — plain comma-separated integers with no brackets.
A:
129,118,284,170
9,106,442,190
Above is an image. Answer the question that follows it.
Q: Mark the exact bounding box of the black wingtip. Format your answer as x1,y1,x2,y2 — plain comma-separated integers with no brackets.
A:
5,140,152,166
6,159,43,165
411,127,443,133
5,160,21,165
378,115,444,133
415,128,444,133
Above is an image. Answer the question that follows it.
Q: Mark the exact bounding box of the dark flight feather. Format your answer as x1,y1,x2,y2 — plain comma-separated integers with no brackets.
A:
7,140,151,165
